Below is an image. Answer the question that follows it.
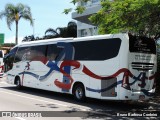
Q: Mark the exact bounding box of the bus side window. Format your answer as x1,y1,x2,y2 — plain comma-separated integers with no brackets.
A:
47,44,63,61
30,45,47,63
14,47,31,62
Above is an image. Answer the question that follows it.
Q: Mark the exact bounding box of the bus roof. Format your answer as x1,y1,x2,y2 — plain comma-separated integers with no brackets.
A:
75,33,128,41
17,37,73,46
14,33,129,48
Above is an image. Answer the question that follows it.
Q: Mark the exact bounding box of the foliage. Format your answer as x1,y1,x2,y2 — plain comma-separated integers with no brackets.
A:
66,21,77,37
22,21,77,42
44,28,59,38
0,3,33,44
22,35,36,42
90,0,160,39
63,8,72,14
67,0,160,40
44,21,77,39
64,0,90,14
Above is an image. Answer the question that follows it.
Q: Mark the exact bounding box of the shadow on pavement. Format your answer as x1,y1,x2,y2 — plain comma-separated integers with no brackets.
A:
1,86,159,119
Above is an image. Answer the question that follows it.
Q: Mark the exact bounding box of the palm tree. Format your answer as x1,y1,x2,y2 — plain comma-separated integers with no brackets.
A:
44,21,77,39
56,27,67,37
67,21,77,37
44,28,59,39
0,3,33,44
44,27,68,39
22,35,35,42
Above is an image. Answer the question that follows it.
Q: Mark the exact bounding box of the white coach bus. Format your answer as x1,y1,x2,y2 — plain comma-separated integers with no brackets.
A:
5,33,157,101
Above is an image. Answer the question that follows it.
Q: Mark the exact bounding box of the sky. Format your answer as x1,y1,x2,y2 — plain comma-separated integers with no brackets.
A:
0,0,75,44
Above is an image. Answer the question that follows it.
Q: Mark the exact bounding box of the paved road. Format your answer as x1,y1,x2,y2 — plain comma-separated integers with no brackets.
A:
0,77,159,120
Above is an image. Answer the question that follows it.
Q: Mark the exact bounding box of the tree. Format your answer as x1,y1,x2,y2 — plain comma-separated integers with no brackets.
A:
22,35,35,42
44,21,77,39
44,28,59,39
0,3,33,44
67,21,77,37
91,0,160,40
64,0,89,14
67,0,160,40
56,27,68,37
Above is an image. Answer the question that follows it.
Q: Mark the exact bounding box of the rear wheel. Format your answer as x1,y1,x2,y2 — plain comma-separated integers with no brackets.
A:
73,84,86,102
15,77,22,89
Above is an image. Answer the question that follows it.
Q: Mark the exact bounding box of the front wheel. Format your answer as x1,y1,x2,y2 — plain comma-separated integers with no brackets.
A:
73,84,86,102
15,77,22,89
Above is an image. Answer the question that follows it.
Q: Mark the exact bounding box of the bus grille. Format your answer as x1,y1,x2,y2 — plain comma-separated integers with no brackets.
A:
131,62,154,70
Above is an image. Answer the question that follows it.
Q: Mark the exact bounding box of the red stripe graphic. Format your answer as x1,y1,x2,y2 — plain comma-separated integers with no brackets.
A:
54,61,156,90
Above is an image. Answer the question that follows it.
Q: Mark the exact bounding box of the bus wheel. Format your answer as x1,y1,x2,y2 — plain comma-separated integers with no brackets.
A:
73,84,86,102
15,77,22,89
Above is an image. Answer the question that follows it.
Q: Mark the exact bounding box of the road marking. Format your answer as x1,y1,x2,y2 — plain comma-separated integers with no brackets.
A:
0,90,89,111
0,81,8,84
0,90,68,107
0,85,89,111
15,117,26,120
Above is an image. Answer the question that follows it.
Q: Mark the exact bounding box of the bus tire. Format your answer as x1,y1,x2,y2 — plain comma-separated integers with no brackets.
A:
73,84,86,102
15,77,22,89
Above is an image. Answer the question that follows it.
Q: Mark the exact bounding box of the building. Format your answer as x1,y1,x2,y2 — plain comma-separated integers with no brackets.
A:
72,0,101,37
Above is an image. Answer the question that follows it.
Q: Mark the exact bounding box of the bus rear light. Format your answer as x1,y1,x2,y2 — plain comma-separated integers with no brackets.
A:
0,65,4,73
122,71,131,90
2,65,4,71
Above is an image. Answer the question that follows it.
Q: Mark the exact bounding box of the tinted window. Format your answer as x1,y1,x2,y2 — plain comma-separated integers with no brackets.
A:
15,45,47,63
72,38,121,60
30,45,47,62
0,51,3,58
14,47,31,62
129,35,156,54
47,44,63,61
